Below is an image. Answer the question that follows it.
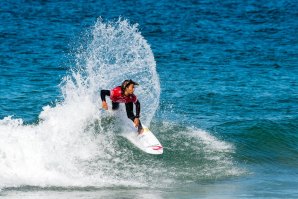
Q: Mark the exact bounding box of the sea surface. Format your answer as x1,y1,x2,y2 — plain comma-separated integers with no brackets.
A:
1,0,298,198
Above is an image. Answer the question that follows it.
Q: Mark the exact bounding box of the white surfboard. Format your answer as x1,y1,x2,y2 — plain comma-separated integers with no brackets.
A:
122,122,163,155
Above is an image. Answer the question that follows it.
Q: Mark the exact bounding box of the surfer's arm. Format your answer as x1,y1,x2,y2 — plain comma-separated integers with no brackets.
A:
135,100,140,118
100,90,110,110
100,90,110,101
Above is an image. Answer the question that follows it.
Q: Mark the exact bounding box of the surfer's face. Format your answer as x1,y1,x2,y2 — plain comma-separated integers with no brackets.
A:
125,84,135,95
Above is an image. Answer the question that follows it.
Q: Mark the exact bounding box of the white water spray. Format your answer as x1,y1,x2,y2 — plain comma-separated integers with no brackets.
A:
0,18,161,188
63,18,160,125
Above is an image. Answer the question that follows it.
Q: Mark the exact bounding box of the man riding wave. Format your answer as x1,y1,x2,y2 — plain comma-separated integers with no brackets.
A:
100,80,143,133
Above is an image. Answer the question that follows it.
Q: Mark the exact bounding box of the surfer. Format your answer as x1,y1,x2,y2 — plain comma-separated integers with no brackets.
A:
100,80,143,134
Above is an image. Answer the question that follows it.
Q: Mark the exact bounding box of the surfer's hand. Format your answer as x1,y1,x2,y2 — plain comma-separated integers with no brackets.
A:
134,118,140,127
102,101,108,110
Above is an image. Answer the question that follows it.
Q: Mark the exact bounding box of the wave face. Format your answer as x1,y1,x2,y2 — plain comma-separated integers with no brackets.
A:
213,119,298,167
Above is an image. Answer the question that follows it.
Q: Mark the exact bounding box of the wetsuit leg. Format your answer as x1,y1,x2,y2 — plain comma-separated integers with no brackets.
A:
112,102,119,110
125,102,143,132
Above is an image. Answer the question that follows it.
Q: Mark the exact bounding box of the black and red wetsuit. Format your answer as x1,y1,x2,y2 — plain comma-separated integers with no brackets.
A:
101,86,142,131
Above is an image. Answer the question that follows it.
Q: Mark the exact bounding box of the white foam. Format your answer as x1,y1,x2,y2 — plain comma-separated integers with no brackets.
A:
184,127,245,177
0,18,160,189
186,127,234,153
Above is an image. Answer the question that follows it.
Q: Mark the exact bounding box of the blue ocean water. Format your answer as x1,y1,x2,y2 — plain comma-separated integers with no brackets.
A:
1,0,298,198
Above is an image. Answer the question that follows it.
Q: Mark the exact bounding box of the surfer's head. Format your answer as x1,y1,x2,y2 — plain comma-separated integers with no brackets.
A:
121,79,139,95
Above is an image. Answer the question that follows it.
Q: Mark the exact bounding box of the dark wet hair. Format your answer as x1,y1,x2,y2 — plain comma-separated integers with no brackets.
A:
121,79,139,92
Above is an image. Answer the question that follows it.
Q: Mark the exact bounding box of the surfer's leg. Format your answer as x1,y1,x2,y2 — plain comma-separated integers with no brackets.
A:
125,102,143,133
112,102,119,110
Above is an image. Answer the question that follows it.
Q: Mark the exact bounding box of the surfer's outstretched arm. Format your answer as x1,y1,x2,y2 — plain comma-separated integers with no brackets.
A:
100,90,110,101
100,90,110,110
